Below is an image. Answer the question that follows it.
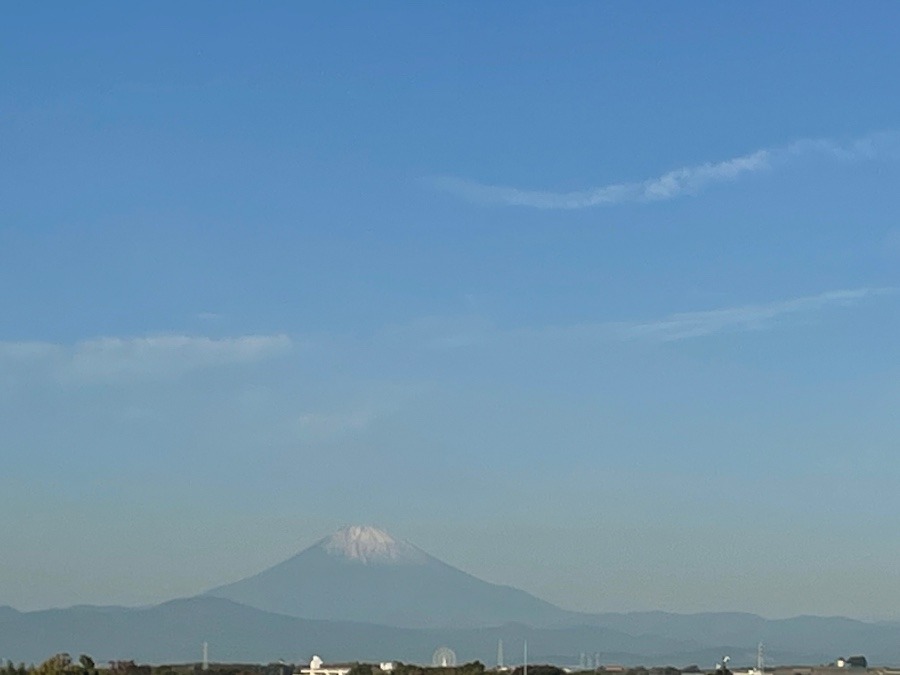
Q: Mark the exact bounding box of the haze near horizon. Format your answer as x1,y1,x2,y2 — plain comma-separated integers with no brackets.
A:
2,3,900,622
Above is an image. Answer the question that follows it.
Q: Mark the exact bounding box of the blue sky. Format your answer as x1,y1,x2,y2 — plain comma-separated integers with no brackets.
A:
2,2,900,619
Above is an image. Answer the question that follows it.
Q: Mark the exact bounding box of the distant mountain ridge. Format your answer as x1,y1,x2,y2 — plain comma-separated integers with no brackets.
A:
2,597,897,666
4,525,900,666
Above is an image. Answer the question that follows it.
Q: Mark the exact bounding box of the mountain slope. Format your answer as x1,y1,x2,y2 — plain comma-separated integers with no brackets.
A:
204,525,574,628
0,596,842,667
0,597,425,664
7,526,900,665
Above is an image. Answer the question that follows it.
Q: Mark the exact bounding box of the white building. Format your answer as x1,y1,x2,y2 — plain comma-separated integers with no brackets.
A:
298,656,351,675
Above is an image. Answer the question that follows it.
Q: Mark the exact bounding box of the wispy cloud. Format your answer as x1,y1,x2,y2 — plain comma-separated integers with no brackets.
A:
357,288,897,356
431,131,900,209
0,333,292,382
618,288,896,342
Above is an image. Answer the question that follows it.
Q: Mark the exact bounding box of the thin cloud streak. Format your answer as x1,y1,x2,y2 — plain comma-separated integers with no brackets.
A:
434,150,769,209
432,131,900,209
619,288,896,342
0,333,292,382
365,288,897,354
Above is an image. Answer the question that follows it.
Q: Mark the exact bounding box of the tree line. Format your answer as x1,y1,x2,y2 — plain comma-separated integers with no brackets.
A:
2,655,291,675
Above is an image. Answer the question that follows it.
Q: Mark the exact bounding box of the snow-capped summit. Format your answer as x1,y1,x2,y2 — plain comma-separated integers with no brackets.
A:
320,525,426,565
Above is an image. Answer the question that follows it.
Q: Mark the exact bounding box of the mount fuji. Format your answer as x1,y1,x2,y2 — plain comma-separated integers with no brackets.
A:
4,525,900,664
203,525,575,628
